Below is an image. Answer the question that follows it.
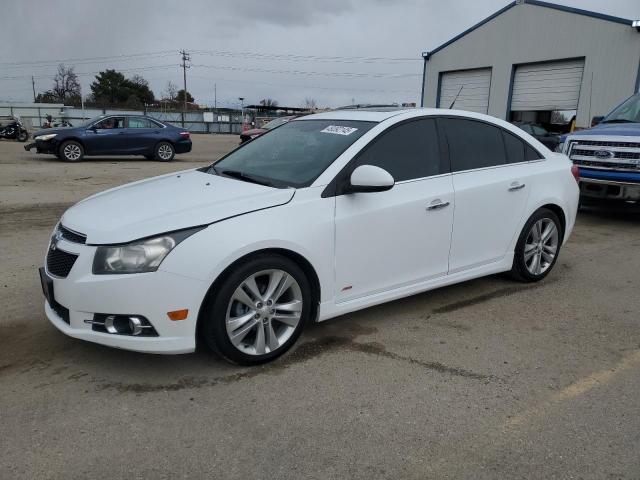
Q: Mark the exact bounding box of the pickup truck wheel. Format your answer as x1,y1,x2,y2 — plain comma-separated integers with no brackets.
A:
59,141,84,162
510,208,561,283
154,142,175,161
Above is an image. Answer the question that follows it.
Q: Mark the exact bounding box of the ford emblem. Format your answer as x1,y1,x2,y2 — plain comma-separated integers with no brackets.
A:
594,150,614,160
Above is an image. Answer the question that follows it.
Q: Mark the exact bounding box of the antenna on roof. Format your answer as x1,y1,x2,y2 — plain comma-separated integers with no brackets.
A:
449,86,464,109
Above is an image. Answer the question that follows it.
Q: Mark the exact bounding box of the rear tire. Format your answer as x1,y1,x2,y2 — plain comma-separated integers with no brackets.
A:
59,140,84,162
509,208,562,283
201,254,312,365
17,131,28,142
154,141,174,161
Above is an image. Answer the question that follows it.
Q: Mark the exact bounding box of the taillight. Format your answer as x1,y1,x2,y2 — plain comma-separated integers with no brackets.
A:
179,131,190,139
571,164,580,183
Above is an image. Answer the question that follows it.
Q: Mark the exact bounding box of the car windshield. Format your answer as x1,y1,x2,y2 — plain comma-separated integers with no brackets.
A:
602,93,640,123
206,119,376,188
262,117,291,130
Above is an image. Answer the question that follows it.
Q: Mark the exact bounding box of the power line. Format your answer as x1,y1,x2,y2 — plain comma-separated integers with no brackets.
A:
192,64,420,79
191,49,420,63
0,50,176,67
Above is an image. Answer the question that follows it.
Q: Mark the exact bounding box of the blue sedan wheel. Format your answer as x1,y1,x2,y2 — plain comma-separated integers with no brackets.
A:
60,141,84,162
154,142,175,161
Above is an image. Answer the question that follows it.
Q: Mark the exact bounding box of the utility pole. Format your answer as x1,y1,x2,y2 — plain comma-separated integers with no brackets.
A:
214,83,217,111
31,76,36,102
239,97,245,132
180,49,190,127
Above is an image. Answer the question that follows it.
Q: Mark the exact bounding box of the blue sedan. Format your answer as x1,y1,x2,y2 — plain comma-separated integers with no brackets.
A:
25,115,192,162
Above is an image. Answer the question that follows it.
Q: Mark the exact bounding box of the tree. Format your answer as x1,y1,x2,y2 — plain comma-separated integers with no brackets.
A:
259,98,278,108
176,89,194,104
304,98,318,110
35,64,80,105
89,69,155,107
52,64,81,104
90,69,129,105
162,81,178,102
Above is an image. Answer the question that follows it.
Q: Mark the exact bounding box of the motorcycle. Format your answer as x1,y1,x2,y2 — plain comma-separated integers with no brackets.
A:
0,116,29,142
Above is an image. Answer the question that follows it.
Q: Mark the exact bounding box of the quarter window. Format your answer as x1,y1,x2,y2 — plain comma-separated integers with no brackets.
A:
351,119,443,182
440,118,506,171
503,131,525,164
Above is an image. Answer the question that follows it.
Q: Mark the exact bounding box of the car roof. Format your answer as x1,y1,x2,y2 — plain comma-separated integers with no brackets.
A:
297,108,417,123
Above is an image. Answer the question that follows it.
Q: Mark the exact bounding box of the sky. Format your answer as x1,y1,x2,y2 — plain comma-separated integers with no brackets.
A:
1,0,638,109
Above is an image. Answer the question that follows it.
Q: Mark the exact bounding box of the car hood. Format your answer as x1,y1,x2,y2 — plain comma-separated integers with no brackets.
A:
563,123,640,140
33,127,77,137
60,169,295,244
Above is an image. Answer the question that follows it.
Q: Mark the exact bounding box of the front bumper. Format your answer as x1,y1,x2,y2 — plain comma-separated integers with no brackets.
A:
41,238,208,354
24,139,57,154
579,169,640,201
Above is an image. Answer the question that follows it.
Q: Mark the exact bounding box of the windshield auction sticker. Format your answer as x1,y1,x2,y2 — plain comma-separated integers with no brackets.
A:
321,125,358,135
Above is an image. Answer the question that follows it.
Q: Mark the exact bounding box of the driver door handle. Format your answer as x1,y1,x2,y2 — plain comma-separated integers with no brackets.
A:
508,182,526,191
427,199,450,211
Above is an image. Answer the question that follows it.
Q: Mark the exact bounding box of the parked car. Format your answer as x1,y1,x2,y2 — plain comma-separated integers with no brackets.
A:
558,92,640,203
513,122,561,150
39,108,579,364
239,115,298,144
24,114,191,162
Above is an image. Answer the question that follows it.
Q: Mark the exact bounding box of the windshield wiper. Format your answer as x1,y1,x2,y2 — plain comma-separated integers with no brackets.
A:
219,169,275,187
600,119,636,124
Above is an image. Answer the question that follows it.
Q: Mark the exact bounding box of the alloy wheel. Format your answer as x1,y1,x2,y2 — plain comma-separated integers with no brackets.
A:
158,144,173,160
63,144,81,161
524,218,559,276
225,269,303,356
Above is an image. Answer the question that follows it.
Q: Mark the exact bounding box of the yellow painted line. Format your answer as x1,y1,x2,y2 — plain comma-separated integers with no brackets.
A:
506,349,640,429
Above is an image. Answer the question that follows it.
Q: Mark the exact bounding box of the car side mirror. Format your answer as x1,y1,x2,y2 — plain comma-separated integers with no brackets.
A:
591,116,604,127
89,125,98,132
347,165,394,193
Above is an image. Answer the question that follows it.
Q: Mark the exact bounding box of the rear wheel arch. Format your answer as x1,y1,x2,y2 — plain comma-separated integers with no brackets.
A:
196,248,321,345
539,203,566,240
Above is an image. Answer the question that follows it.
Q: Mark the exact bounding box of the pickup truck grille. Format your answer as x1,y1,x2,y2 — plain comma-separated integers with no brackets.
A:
569,140,640,172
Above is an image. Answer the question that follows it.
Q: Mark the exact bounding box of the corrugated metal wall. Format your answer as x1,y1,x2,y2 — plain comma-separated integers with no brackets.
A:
422,3,640,127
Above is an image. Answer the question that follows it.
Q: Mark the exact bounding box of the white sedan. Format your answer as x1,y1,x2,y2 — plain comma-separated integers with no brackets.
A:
40,108,579,364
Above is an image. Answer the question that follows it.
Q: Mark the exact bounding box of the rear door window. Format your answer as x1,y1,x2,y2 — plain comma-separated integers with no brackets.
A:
128,117,159,129
439,118,506,171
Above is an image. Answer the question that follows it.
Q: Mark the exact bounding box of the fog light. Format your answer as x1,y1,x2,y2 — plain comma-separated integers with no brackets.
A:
85,314,158,336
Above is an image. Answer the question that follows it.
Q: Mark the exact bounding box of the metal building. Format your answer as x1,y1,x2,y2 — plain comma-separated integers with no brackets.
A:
421,0,640,129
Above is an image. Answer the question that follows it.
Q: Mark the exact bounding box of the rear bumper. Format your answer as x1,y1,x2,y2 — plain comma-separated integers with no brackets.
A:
175,140,192,154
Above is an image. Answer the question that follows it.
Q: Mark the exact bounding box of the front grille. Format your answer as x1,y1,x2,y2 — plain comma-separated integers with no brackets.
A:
569,140,640,172
58,225,86,244
46,248,78,278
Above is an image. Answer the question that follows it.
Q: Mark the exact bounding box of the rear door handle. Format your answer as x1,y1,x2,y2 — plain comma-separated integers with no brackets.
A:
508,182,525,191
427,199,450,211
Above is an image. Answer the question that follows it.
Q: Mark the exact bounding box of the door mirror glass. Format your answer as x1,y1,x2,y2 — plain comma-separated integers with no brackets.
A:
348,165,394,193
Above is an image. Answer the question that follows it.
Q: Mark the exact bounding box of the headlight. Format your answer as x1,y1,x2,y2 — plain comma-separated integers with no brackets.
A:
92,227,204,274
35,133,57,141
555,142,565,153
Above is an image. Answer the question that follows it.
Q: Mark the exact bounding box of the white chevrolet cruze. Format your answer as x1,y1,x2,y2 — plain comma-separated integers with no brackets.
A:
40,108,580,364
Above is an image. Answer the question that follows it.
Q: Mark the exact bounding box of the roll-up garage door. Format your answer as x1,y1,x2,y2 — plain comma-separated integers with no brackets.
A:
510,59,585,111
438,68,492,114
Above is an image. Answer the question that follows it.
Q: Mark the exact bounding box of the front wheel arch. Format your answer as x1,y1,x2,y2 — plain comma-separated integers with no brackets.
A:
196,248,321,348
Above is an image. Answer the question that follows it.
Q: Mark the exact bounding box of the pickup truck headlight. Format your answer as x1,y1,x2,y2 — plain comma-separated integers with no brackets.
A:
92,227,204,274
35,133,57,141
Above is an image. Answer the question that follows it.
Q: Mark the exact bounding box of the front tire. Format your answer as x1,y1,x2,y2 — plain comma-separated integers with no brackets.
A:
59,140,84,162
510,208,562,282
201,254,312,365
154,141,175,161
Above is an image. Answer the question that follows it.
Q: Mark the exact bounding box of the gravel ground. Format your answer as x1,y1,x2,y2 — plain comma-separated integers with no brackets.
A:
1,135,639,479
